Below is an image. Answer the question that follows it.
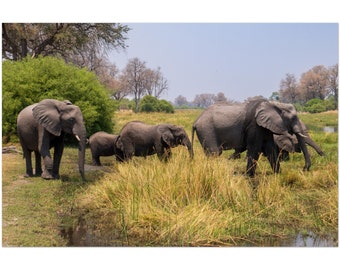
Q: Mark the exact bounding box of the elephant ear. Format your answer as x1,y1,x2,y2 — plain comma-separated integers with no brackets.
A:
32,100,62,136
255,102,288,135
274,134,296,152
159,126,175,147
115,136,124,151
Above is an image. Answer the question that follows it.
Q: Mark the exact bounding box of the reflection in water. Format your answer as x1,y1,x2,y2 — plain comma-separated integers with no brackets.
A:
273,232,338,247
60,218,338,247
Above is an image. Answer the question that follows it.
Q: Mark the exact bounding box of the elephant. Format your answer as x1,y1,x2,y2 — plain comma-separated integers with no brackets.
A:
191,99,311,176
274,120,324,161
88,131,123,166
17,99,87,181
229,120,324,162
115,121,193,162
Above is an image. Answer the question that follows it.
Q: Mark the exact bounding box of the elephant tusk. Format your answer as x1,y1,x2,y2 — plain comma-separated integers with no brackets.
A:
298,132,308,138
75,135,81,142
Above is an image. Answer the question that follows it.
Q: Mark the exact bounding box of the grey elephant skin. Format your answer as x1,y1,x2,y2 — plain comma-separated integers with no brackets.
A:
116,121,193,161
230,120,324,162
17,99,87,181
274,120,324,161
192,99,312,176
89,131,122,166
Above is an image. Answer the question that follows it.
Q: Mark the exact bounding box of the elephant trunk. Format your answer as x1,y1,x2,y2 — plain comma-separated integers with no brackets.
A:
296,133,311,171
74,125,87,181
303,135,325,156
182,136,193,159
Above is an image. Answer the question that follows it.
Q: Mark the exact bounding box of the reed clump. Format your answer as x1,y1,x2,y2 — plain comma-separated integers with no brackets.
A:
76,113,337,246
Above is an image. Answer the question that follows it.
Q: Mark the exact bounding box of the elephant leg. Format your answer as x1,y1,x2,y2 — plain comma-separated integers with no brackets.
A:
123,146,134,161
246,151,259,177
34,151,42,176
41,153,53,179
159,147,171,162
24,150,34,177
228,148,244,160
198,135,222,157
40,149,54,179
203,144,222,157
92,155,102,166
52,142,64,179
263,142,280,174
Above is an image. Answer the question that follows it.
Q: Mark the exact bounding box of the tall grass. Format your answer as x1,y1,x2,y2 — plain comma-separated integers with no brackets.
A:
74,110,338,246
3,110,336,246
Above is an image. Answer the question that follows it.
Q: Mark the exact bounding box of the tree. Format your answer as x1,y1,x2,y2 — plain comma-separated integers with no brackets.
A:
120,58,149,112
2,23,130,70
279,73,299,103
145,67,168,98
327,64,338,107
119,57,169,112
174,95,189,107
269,92,280,101
213,92,227,103
2,56,115,142
299,65,328,102
193,93,215,108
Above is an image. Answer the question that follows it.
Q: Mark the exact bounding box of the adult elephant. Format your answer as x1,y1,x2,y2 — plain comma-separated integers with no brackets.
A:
88,131,122,166
192,99,310,176
116,121,193,161
17,99,87,181
229,120,324,163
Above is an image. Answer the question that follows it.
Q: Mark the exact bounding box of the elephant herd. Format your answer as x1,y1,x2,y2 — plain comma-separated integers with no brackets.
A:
17,98,324,181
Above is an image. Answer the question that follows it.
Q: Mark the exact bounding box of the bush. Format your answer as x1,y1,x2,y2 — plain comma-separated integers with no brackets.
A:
2,56,115,142
304,98,327,113
139,95,174,113
139,95,159,112
158,99,175,113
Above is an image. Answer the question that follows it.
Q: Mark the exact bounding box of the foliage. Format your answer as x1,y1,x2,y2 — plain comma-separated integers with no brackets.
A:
2,56,115,142
139,95,174,113
118,58,169,111
2,23,130,65
303,97,336,113
158,99,175,113
278,64,338,107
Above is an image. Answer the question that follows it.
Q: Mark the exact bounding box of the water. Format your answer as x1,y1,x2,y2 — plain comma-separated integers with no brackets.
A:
59,219,338,247
323,126,337,133
262,231,338,247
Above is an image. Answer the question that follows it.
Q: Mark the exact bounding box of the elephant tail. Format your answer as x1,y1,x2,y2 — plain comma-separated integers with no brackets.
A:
191,124,196,158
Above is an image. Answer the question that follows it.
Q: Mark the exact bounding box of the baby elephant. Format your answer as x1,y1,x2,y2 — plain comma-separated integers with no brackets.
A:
89,131,122,166
116,121,193,162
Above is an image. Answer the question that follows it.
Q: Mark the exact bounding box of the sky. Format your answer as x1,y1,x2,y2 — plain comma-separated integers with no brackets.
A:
109,23,338,103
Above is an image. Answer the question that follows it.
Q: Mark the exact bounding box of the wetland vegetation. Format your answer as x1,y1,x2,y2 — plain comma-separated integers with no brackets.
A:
2,110,338,246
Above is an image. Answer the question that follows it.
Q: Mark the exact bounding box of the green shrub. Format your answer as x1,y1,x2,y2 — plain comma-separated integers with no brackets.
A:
158,99,175,113
139,95,159,112
304,98,326,113
2,56,115,142
139,95,174,113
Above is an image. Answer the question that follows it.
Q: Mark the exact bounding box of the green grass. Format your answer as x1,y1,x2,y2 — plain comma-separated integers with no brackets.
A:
2,110,338,246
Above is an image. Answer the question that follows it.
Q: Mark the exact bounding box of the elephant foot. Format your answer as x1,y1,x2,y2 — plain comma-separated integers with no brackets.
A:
35,169,42,177
92,162,102,166
41,170,54,180
24,173,33,178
